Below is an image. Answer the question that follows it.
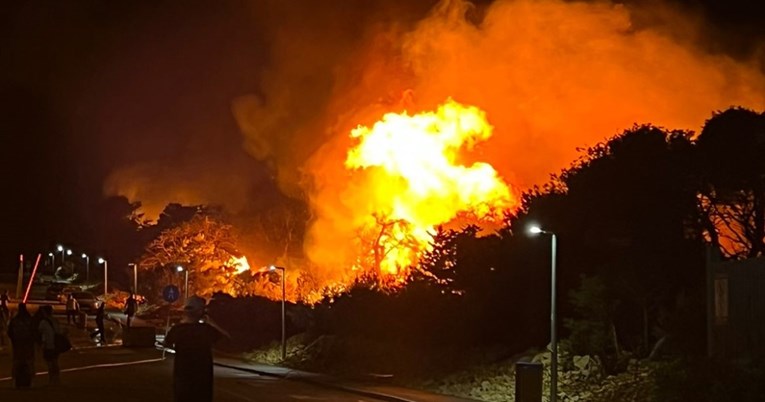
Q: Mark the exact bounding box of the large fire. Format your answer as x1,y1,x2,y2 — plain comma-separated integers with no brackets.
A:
105,0,765,301
344,99,517,278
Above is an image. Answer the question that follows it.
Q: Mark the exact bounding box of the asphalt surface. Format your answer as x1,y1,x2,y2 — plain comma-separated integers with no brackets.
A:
0,347,385,401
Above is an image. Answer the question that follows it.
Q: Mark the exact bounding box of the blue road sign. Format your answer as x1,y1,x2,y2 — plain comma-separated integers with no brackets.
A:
162,285,180,303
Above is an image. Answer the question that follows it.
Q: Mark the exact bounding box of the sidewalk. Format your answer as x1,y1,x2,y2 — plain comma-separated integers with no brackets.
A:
213,355,479,402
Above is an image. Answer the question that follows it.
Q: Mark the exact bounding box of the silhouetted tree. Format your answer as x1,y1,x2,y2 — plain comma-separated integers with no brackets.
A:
696,107,765,259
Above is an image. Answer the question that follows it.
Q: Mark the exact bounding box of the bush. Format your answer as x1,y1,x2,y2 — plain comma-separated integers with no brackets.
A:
653,357,765,402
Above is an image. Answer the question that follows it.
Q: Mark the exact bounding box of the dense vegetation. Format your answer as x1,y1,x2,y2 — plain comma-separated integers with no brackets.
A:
92,107,765,401
238,108,765,401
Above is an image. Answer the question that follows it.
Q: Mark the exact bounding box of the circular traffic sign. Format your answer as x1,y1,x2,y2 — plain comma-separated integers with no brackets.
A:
162,285,180,303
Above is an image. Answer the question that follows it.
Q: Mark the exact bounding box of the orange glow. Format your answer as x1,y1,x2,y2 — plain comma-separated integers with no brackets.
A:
342,99,517,278
227,255,251,274
106,0,765,300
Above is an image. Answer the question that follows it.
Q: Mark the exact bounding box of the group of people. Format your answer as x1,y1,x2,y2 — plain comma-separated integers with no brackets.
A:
1,287,227,401
6,303,67,387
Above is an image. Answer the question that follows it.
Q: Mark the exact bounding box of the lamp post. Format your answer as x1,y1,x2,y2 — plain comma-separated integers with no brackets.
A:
269,265,287,360
82,254,90,283
177,266,189,300
98,258,108,297
528,225,558,402
57,245,65,265
48,253,54,269
129,263,138,293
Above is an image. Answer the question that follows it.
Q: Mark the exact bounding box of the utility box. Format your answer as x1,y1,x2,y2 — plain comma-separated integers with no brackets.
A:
515,361,543,402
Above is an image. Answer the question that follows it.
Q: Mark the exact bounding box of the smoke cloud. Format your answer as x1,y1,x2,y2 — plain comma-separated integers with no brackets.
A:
108,0,765,288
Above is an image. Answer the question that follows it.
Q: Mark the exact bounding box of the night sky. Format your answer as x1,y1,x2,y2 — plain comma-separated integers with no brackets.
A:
1,0,763,272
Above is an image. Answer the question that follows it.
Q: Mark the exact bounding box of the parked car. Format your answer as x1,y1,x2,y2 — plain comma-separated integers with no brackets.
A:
57,286,83,303
45,283,66,300
71,291,99,314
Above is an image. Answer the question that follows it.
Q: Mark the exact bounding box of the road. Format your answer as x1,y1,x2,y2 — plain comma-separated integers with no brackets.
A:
0,347,384,401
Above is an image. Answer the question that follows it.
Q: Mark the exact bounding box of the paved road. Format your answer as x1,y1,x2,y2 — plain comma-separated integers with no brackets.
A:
0,347,384,401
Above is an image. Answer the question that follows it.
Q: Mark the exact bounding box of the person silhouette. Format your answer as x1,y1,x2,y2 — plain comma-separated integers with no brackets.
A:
125,292,137,327
8,303,35,388
163,296,228,402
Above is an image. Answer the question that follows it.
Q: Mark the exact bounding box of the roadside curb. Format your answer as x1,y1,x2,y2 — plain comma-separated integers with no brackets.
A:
212,360,419,402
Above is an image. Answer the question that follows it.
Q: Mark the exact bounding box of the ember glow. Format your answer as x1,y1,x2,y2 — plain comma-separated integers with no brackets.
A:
344,99,517,277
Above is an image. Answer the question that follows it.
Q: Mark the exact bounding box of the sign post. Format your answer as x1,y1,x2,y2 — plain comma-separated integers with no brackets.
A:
161,285,180,358
15,254,23,299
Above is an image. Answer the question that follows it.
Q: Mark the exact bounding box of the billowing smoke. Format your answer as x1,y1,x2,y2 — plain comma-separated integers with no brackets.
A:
108,0,765,289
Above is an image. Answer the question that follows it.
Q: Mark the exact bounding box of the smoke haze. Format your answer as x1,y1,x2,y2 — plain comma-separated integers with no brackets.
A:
106,0,765,286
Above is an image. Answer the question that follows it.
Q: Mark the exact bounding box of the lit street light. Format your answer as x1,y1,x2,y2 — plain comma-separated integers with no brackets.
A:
528,224,558,402
57,244,65,265
269,265,287,360
177,266,189,300
98,258,108,297
48,252,54,269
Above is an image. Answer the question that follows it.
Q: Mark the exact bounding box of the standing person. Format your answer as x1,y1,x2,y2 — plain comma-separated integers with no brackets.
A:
0,289,9,318
92,301,106,344
164,296,228,402
0,307,7,348
8,303,36,388
65,293,79,325
38,305,62,385
125,292,137,327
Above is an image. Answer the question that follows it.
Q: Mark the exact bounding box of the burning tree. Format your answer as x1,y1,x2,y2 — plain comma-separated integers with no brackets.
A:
336,99,518,285
138,214,250,300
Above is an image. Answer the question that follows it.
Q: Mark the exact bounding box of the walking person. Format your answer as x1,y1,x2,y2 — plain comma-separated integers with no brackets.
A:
163,296,228,402
92,301,106,344
125,292,137,327
66,293,79,325
7,303,36,388
38,305,64,385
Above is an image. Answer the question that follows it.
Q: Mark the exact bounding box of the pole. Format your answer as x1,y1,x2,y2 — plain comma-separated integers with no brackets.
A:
281,268,286,360
16,254,24,299
23,254,42,302
86,256,90,283
550,234,558,402
134,263,138,294
184,270,189,300
104,260,108,297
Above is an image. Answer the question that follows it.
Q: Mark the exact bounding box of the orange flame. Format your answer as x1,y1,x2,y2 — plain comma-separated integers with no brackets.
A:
227,255,251,274
343,98,518,278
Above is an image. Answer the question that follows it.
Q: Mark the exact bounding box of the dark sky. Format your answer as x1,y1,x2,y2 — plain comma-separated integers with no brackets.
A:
1,1,272,269
1,0,763,272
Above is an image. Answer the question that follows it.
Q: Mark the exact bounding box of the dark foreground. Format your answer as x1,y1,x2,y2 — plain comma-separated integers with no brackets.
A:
0,347,384,402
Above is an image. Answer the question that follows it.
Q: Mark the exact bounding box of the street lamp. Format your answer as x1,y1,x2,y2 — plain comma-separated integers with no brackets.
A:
269,265,287,360
528,224,558,402
98,258,108,297
129,263,138,293
57,245,65,265
177,266,188,300
82,253,90,283
48,252,54,269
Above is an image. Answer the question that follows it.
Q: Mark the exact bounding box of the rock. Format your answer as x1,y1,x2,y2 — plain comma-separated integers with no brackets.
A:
573,355,591,371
